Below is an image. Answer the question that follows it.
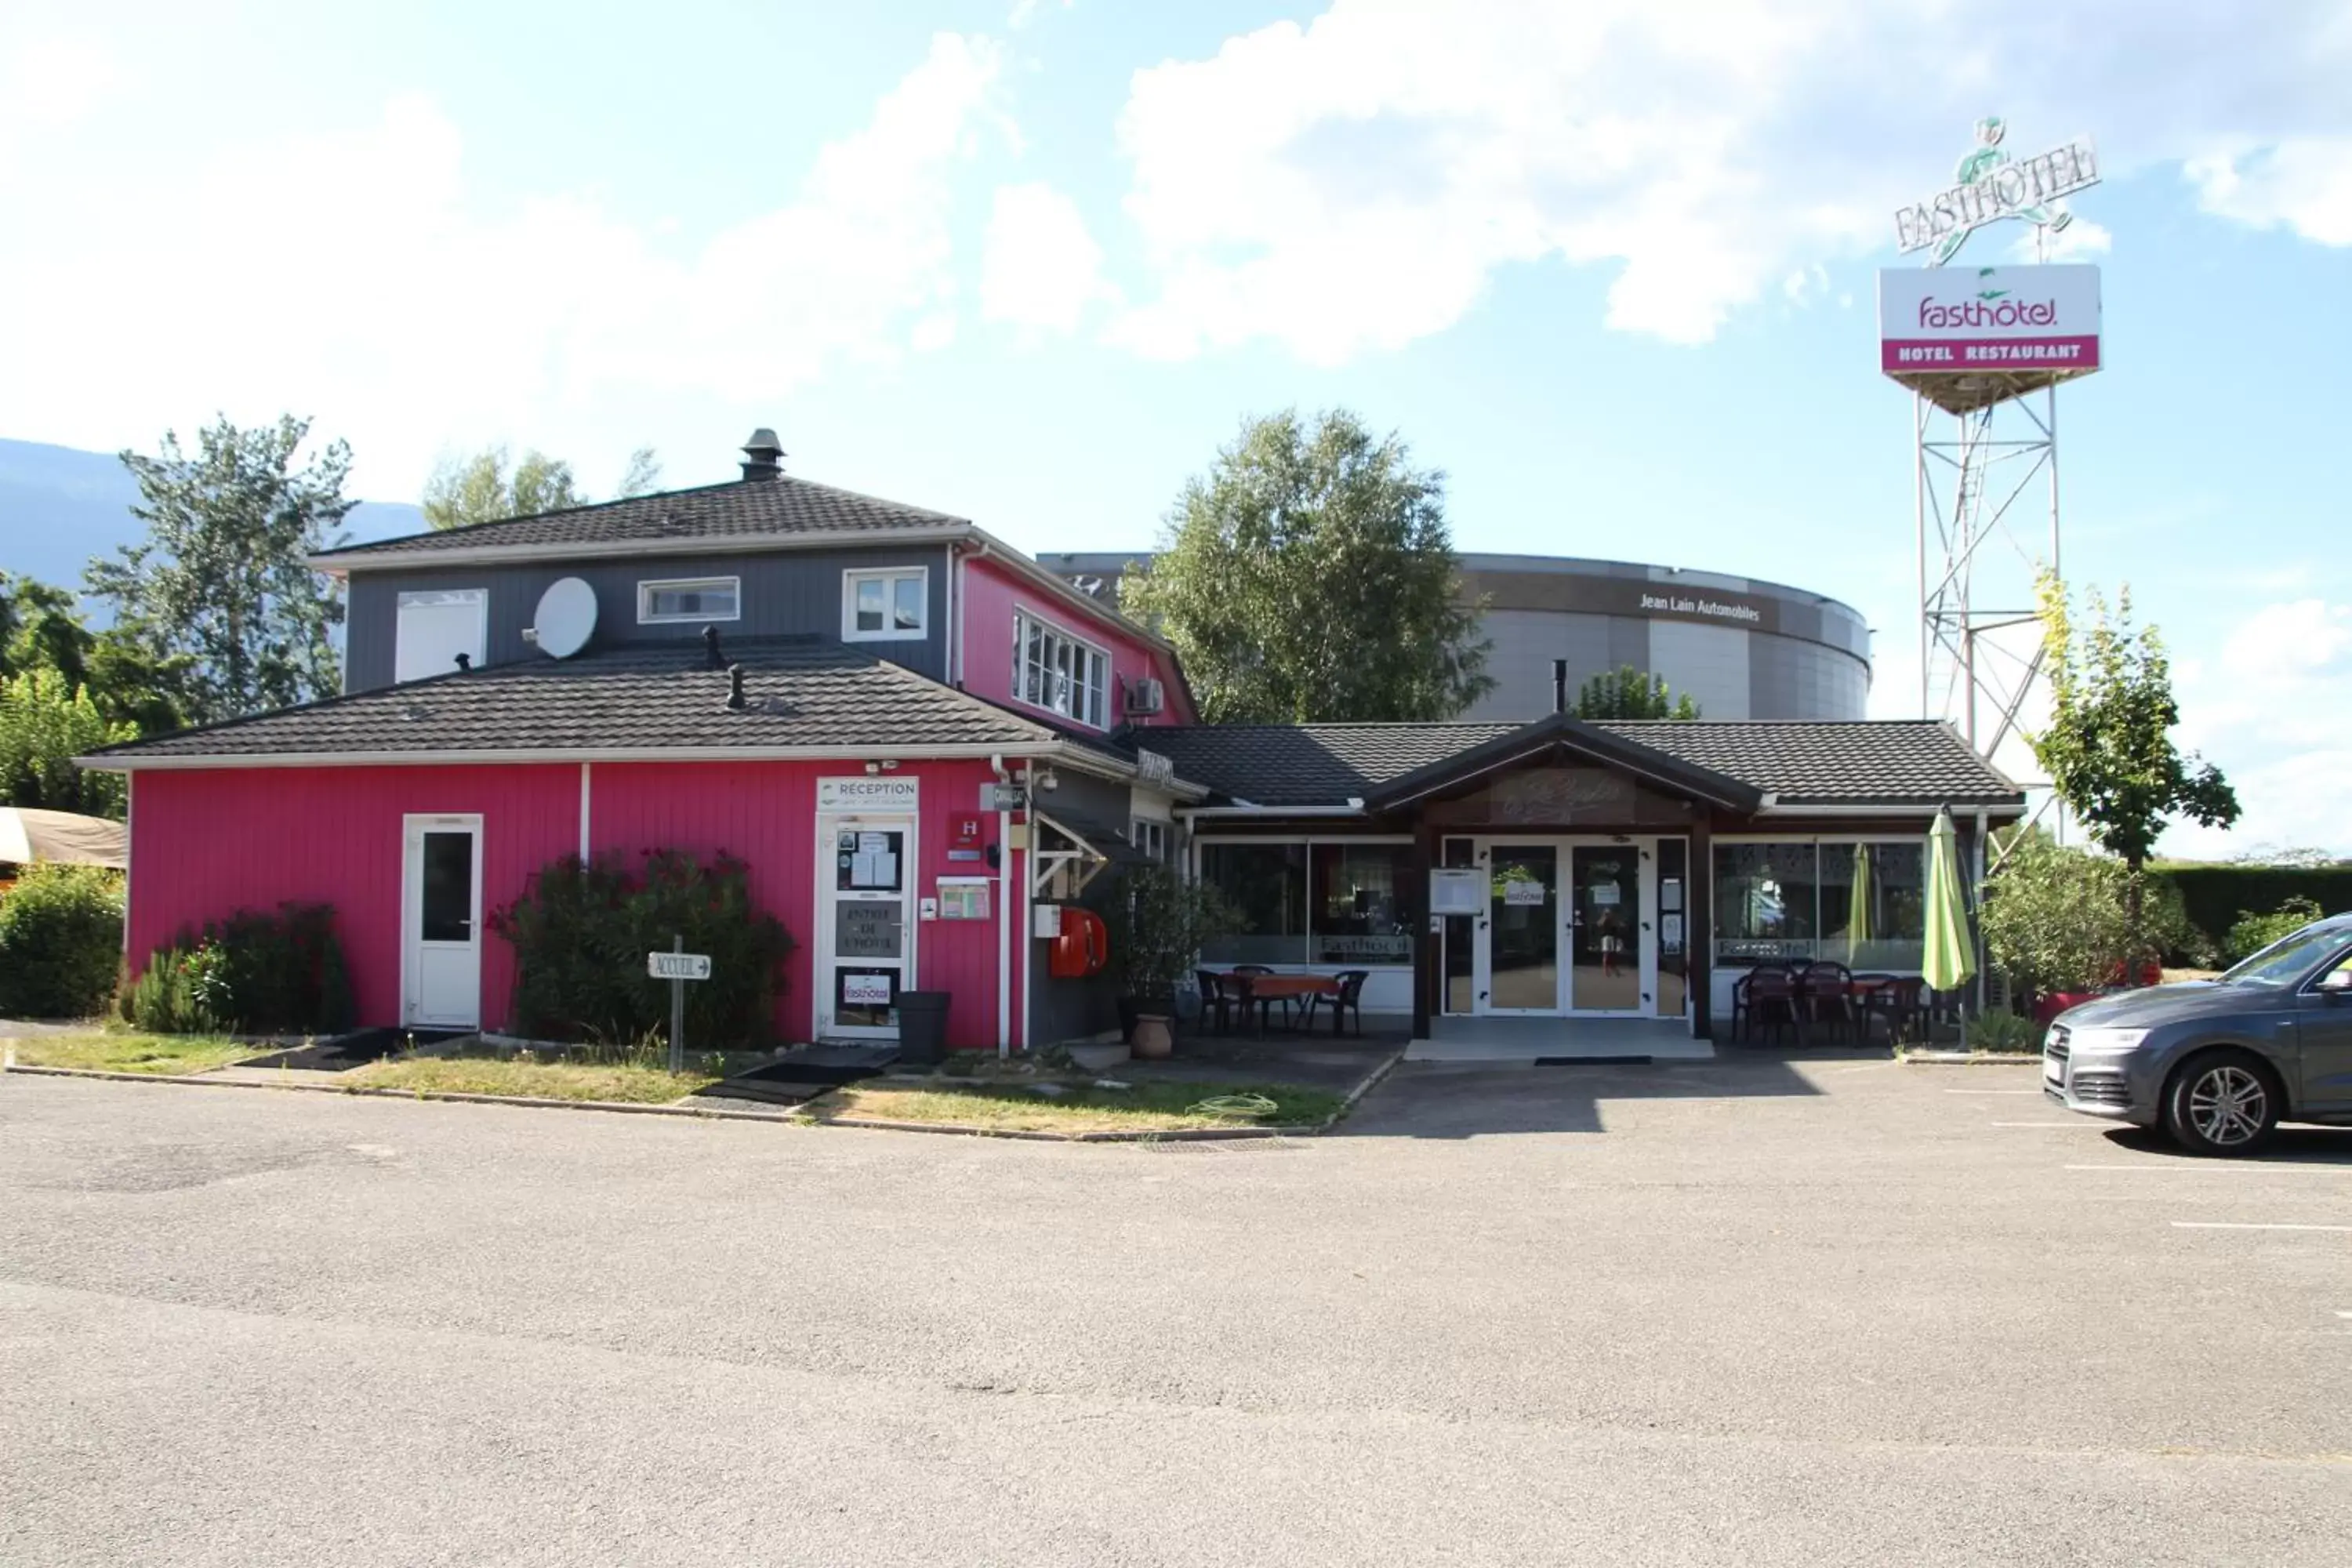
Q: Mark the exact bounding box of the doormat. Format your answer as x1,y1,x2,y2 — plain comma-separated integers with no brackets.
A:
725,1045,900,1088
1533,1054,1653,1066
240,1028,466,1073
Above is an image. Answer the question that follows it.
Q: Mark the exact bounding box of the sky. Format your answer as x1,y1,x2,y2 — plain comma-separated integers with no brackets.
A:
3,0,2349,857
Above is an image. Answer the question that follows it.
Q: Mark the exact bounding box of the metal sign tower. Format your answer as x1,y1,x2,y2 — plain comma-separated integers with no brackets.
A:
1881,118,2103,753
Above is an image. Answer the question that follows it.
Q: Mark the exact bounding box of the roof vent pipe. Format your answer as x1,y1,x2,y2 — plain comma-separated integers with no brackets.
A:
725,664,746,711
1552,659,1569,716
702,624,723,670
739,428,785,481
455,652,472,673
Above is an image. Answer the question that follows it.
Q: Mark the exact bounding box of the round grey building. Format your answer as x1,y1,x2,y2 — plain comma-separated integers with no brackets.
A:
1036,550,1871,723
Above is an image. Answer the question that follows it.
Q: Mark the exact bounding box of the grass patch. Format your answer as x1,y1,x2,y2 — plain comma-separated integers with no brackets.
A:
6,1031,263,1076
808,1078,1347,1134
340,1052,718,1105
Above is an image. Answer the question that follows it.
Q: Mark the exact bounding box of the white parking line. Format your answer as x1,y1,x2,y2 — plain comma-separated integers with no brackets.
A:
1945,1088,2040,1095
2069,1163,2352,1174
1991,1121,2092,1128
2171,1222,2352,1233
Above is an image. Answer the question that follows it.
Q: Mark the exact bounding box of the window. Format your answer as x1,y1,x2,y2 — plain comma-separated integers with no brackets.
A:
843,567,927,641
1014,611,1110,729
1309,843,1414,964
394,588,487,684
1199,841,1309,964
1197,839,1416,967
638,577,739,623
1712,839,1928,970
1130,818,1169,866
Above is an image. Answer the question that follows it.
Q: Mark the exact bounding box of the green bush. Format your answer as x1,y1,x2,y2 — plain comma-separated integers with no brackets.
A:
0,863,125,1018
1984,837,2205,1000
491,849,795,1047
121,902,354,1035
1964,1010,2040,1054
122,942,223,1034
2225,896,2325,964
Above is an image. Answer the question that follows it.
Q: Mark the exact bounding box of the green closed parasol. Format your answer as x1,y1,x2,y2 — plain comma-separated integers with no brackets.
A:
1922,810,1976,1003
1847,843,1874,964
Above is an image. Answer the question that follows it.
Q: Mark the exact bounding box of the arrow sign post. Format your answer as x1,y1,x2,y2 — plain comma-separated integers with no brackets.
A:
648,936,713,1072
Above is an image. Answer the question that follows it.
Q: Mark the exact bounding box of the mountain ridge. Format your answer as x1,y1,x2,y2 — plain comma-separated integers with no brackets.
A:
0,437,426,595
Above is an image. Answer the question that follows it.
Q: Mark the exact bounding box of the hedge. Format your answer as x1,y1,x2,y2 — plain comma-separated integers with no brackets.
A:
491,848,795,1047
2151,864,2352,954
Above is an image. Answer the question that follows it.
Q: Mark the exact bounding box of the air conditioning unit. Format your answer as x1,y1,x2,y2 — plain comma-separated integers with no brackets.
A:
1124,677,1165,716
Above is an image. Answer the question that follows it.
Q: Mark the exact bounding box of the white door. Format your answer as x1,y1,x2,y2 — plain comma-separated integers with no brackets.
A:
818,815,914,1040
1565,840,1654,1015
402,815,482,1029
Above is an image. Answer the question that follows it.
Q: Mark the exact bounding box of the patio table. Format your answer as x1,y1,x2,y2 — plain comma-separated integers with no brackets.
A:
1213,972,1339,1034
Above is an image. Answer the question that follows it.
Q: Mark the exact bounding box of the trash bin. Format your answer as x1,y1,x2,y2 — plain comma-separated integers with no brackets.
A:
895,990,952,1065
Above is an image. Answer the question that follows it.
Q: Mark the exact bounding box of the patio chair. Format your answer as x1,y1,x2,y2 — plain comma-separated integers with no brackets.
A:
1737,966,1802,1046
1875,977,1927,1044
1849,974,1898,1043
1195,969,1233,1035
1800,961,1857,1044
1327,970,1370,1037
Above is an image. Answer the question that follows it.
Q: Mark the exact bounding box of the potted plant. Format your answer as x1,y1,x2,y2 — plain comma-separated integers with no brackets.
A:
1108,866,1242,1059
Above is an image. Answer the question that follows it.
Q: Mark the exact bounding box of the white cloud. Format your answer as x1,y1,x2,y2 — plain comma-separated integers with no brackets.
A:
1007,0,1073,28
2164,597,2352,856
0,33,1009,494
1099,0,2352,362
981,182,1114,335
2187,139,2352,246
0,34,122,173
2007,217,2112,263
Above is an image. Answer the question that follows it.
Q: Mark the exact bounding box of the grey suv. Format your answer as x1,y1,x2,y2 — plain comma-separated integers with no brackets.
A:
2045,913,2352,1155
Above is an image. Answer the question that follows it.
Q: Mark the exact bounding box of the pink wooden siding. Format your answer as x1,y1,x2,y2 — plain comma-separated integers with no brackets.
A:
960,555,1196,728
128,758,1022,1050
127,765,579,1030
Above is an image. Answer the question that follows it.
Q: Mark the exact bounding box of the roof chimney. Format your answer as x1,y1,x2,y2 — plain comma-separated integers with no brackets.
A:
725,663,746,711
1552,659,1569,716
702,624,724,670
740,428,784,481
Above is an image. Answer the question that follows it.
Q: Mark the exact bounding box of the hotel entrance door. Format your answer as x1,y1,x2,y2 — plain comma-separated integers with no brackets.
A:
1467,837,1667,1018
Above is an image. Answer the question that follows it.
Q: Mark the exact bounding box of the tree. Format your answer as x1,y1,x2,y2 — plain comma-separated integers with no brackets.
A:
1570,665,1699,720
0,667,137,816
2031,572,2240,918
616,446,663,498
0,574,196,735
423,445,586,531
1122,409,1491,723
85,416,354,725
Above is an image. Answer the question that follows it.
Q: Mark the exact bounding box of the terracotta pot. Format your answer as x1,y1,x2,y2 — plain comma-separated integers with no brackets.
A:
1132,1014,1174,1059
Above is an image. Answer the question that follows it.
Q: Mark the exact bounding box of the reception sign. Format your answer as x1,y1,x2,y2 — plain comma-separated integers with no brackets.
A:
1878,264,2100,376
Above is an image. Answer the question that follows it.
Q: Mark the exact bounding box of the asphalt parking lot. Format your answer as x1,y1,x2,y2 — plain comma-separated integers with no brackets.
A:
4,1058,2349,1566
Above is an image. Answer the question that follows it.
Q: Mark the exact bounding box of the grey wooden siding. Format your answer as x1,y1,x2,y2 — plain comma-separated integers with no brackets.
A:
346,546,955,691
1026,769,1137,1047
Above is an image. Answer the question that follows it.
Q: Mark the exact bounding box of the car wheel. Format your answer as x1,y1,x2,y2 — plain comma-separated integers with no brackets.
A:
2162,1051,2281,1157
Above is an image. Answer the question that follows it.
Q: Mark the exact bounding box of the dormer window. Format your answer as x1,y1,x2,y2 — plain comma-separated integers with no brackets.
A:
843,567,927,642
639,577,739,623
1014,610,1109,729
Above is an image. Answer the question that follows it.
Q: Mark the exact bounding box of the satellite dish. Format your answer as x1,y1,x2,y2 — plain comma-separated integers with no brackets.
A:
532,578,597,659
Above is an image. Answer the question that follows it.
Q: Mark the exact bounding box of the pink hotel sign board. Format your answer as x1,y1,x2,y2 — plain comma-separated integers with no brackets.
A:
1878,264,2101,375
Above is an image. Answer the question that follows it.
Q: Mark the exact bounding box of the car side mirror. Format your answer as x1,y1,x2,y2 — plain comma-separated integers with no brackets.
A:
2318,968,2352,996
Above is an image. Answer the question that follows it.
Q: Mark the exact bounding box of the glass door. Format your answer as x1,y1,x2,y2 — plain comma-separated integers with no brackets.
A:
1568,844,1643,1013
822,818,912,1039
1484,844,1559,1013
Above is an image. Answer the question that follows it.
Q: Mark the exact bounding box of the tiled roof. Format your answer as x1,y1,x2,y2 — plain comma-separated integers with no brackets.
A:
1138,724,1522,806
1145,720,2020,808
316,476,968,564
89,637,1062,762
1599,721,2021,804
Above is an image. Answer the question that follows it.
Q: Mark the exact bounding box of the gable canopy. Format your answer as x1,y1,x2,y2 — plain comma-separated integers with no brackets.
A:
1363,713,1763,814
